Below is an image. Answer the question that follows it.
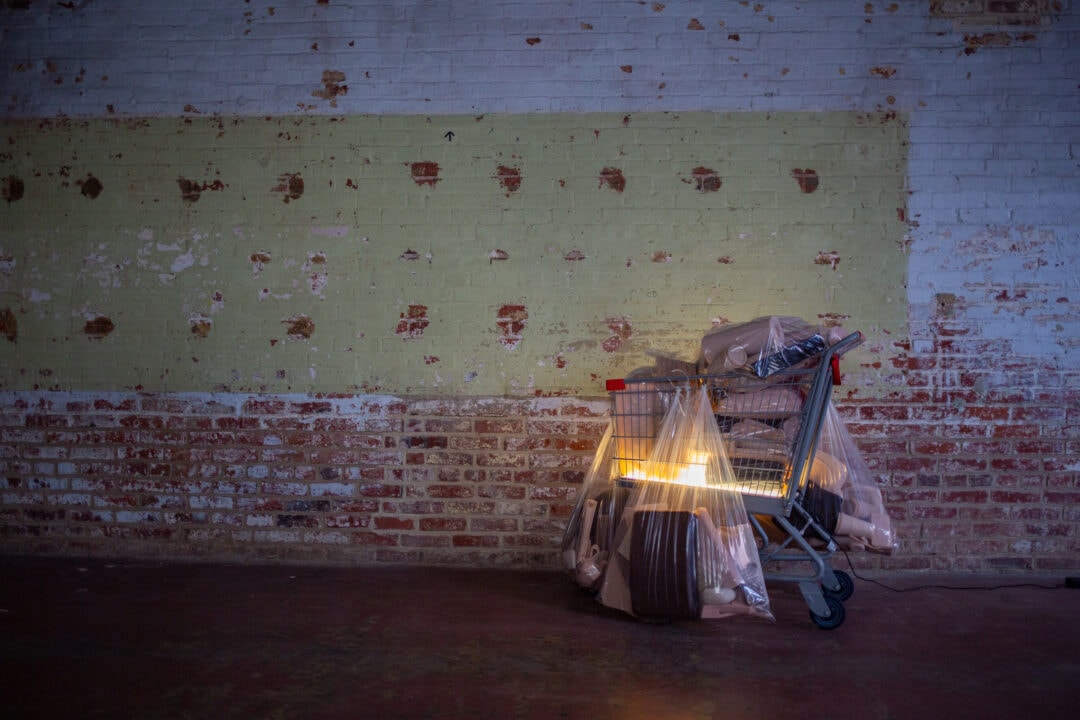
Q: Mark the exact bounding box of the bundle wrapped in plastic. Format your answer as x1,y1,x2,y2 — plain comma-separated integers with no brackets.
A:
560,424,623,591
700,316,847,378
802,405,896,554
597,386,773,622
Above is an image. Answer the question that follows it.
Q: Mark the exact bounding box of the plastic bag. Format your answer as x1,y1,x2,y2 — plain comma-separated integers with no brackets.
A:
597,386,773,621
700,316,846,377
805,405,896,553
560,423,622,590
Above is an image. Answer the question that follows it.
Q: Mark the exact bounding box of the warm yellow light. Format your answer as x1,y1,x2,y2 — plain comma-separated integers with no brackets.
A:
625,452,710,488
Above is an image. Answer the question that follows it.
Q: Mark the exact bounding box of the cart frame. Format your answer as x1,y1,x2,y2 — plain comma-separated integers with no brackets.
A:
607,332,863,628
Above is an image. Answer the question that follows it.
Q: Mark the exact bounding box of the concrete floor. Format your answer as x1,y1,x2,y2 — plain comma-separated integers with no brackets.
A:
1,557,1078,720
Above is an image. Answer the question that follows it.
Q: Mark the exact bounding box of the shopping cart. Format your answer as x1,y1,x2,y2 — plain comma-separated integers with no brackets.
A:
606,332,864,629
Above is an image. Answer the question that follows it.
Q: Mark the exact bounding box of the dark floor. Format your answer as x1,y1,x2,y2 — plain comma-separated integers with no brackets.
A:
1,556,1078,720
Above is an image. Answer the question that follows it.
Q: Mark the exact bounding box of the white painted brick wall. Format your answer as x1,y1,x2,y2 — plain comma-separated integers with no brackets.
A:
1,0,1079,359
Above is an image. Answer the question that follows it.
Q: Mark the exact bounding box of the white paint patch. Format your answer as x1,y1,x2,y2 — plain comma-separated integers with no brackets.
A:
25,288,51,303
171,250,196,273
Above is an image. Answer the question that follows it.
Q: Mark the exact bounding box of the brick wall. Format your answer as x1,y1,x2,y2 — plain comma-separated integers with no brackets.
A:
2,1,1078,573
1,391,608,566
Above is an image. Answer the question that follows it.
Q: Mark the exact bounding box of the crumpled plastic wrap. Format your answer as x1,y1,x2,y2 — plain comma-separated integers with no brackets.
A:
571,317,882,626
804,405,896,553
560,423,622,590
699,316,847,377
594,386,773,622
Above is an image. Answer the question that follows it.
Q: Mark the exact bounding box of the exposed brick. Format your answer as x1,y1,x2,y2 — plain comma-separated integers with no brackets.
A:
419,517,468,532
374,516,414,530
452,535,499,548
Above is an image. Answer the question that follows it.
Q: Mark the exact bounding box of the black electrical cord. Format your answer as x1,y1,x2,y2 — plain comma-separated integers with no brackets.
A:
839,550,1069,592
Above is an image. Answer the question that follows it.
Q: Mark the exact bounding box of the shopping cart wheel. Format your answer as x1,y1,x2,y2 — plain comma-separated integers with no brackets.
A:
809,595,845,630
824,570,854,602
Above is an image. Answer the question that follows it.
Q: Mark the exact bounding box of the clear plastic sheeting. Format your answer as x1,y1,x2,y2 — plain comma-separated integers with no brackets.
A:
589,321,869,628
592,386,773,622
699,316,847,377
807,405,897,554
560,424,620,591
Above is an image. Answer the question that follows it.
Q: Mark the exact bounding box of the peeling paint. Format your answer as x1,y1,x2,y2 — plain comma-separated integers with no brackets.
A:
189,313,213,338
309,272,328,297
78,174,103,198
250,251,272,277
410,162,440,187
177,177,225,202
312,70,348,106
691,166,722,192
934,292,959,320
817,312,850,327
496,304,528,350
171,250,196,274
272,173,304,203
599,167,626,192
963,32,1012,55
814,250,841,270
3,176,25,203
395,304,429,340
0,307,17,342
791,168,819,193
494,164,522,193
602,316,633,353
84,315,115,339
284,314,315,340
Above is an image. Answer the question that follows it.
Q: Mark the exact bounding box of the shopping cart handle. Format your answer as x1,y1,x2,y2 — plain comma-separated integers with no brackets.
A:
828,331,864,357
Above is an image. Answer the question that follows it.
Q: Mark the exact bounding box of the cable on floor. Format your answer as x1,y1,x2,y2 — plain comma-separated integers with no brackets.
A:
839,550,1069,592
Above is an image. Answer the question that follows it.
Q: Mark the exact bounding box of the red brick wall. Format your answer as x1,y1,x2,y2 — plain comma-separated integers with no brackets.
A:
4,357,1079,573
839,329,1080,574
0,392,606,567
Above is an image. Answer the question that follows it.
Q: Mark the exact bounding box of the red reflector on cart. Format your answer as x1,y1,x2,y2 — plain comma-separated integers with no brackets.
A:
606,378,626,391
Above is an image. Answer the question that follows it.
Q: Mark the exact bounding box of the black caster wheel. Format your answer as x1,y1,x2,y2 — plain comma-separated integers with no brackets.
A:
824,570,854,602
809,594,846,630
